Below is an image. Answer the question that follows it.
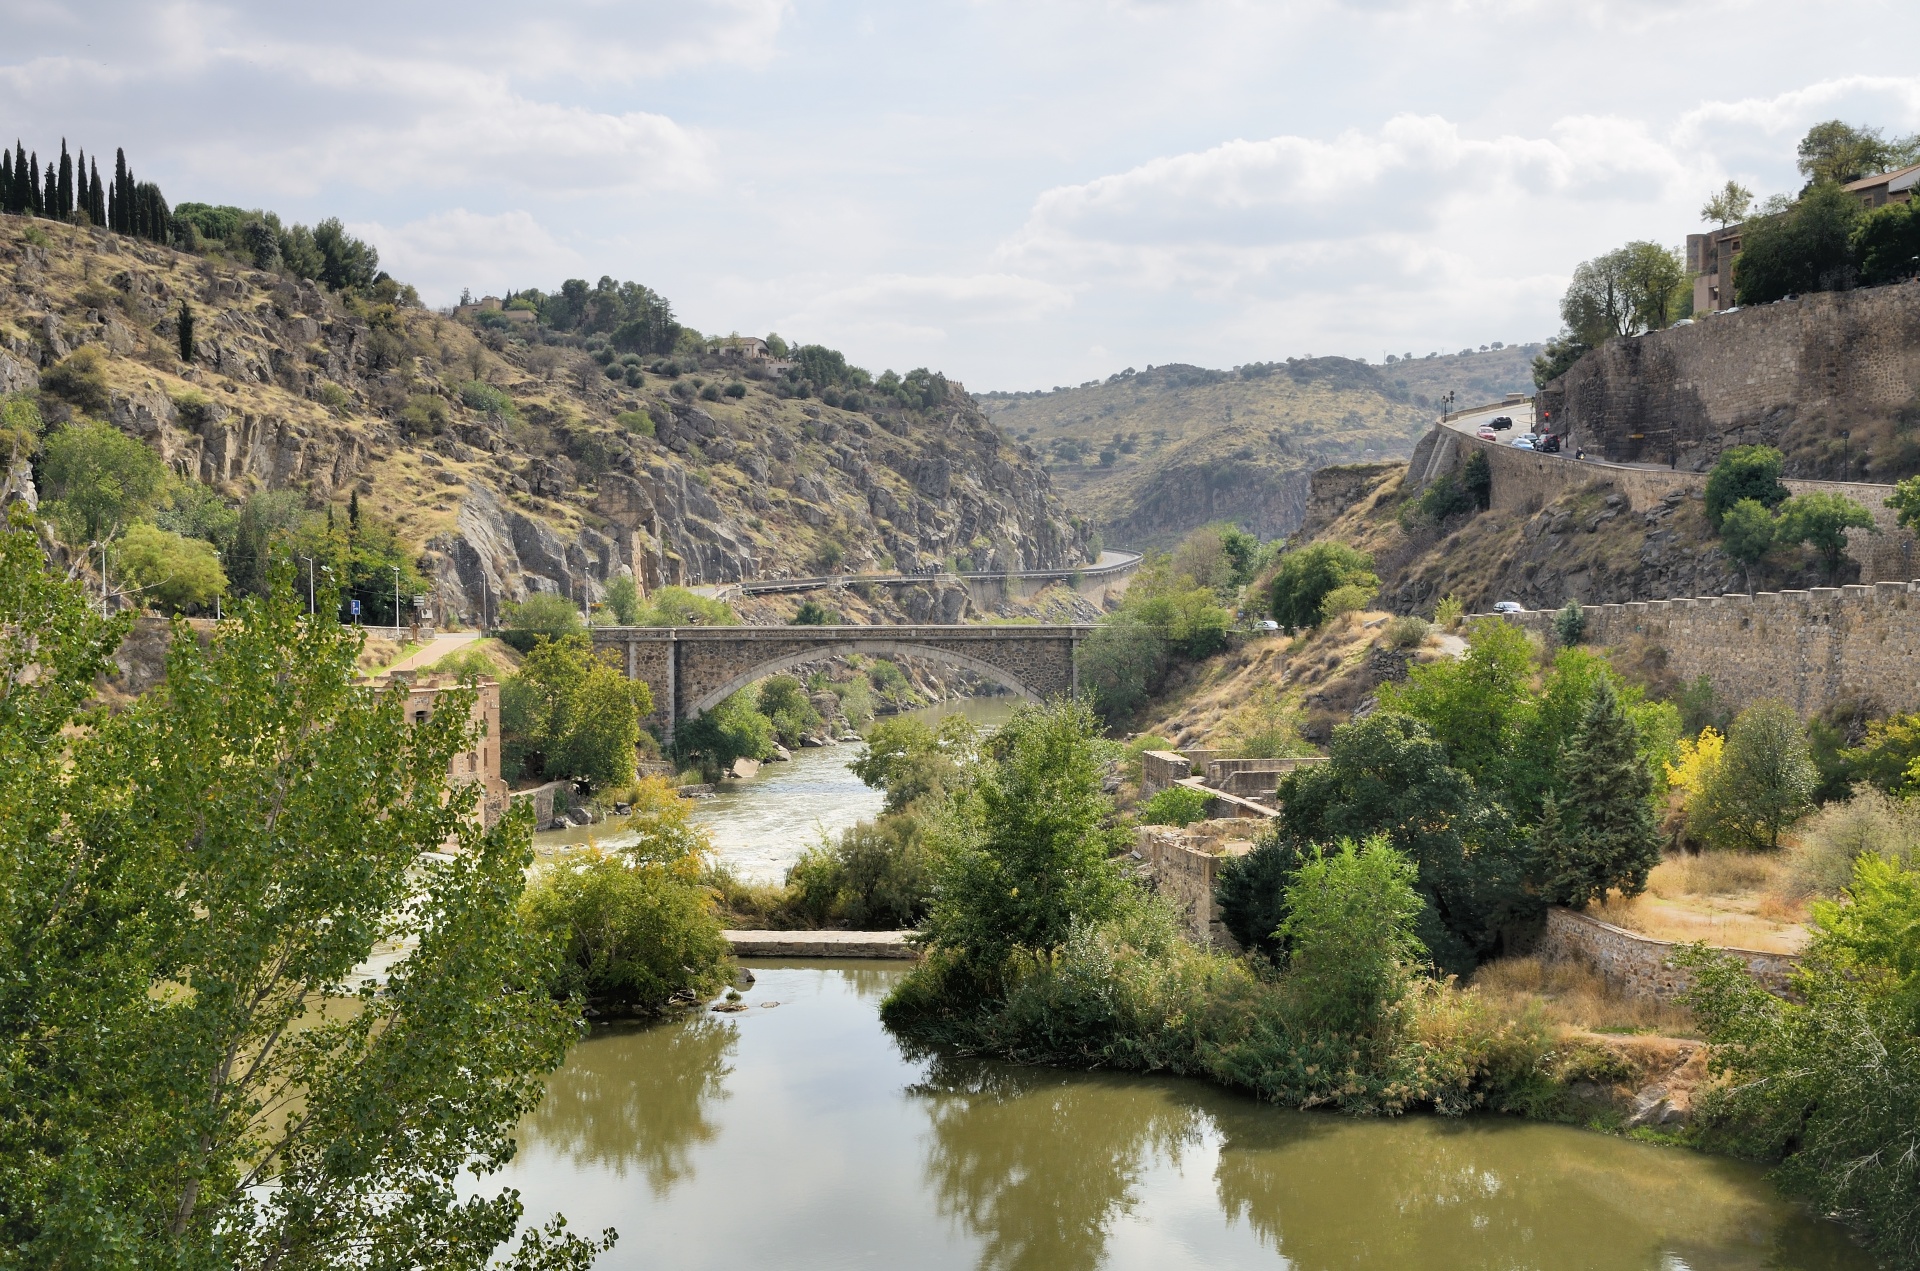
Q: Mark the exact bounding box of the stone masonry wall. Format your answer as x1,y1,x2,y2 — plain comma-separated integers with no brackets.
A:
1543,279,1920,471
1446,430,1917,583
1135,826,1251,949
1497,580,1920,719
1537,907,1798,1001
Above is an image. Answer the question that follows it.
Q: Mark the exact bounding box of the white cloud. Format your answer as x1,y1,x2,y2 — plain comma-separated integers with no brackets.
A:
358,210,585,303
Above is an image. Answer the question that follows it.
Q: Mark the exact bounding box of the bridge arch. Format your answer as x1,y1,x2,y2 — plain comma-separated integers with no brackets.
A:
683,639,1042,719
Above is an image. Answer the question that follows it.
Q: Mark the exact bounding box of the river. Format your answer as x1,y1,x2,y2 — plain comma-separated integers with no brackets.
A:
503,961,1868,1271
501,704,1871,1269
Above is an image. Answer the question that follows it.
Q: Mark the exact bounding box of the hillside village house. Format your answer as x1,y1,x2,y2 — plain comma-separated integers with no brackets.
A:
718,336,772,362
1846,161,1920,209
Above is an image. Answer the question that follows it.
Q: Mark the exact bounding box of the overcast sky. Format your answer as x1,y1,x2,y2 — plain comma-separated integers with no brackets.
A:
3,1,1917,390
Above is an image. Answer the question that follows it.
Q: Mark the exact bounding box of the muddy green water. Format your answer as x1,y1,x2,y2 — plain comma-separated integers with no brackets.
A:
505,963,1868,1271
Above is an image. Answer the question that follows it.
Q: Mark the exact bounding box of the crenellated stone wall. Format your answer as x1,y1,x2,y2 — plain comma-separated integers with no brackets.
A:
1493,580,1920,718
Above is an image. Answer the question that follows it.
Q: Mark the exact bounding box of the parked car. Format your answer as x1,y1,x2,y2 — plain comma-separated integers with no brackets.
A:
1489,415,1513,430
1492,600,1524,615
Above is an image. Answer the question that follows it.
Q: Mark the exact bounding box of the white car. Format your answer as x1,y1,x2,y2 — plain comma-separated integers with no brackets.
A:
1492,600,1525,615
1509,436,1535,449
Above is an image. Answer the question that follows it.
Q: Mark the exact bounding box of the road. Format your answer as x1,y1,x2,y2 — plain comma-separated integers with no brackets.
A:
382,630,481,674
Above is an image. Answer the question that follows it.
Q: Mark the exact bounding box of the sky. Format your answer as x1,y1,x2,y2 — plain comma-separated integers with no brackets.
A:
3,1,1918,391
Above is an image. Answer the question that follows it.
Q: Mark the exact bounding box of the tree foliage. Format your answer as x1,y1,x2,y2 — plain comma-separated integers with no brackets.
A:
674,688,777,778
1704,444,1789,529
1776,489,1876,583
1796,119,1920,186
39,418,167,543
1734,181,1863,304
1279,837,1427,1040
115,521,226,612
500,633,651,788
500,591,585,651
1692,699,1817,851
0,538,604,1269
1269,541,1377,633
1533,679,1661,907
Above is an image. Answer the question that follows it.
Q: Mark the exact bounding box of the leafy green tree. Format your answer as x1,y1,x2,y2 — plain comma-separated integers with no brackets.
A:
501,634,650,788
1533,679,1661,907
0,544,605,1269
1796,119,1920,186
674,688,776,778
792,598,838,625
852,714,978,813
1379,616,1534,793
921,699,1130,968
1701,180,1754,228
1720,497,1777,591
1122,554,1233,657
1530,332,1589,389
310,216,380,291
1735,181,1863,303
1853,198,1920,286
39,346,111,415
1269,541,1377,633
116,521,226,612
518,850,729,1016
282,505,429,626
1704,444,1788,529
1694,699,1817,850
1776,490,1876,583
1273,711,1533,973
786,813,932,929
1890,476,1920,534
1680,852,1920,1266
756,674,822,746
1279,836,1426,1040
1076,612,1165,722
1619,240,1689,330
40,418,168,542
153,478,239,550
602,574,642,625
0,393,43,465
1215,825,1312,959
500,591,586,651
1560,248,1635,346
633,585,734,626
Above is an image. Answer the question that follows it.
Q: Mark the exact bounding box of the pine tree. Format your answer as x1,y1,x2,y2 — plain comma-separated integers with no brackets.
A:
57,141,71,217
1533,677,1661,908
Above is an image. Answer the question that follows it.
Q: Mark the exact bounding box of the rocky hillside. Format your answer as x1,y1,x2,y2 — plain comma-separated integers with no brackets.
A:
1291,457,1850,617
0,216,1090,623
976,346,1540,550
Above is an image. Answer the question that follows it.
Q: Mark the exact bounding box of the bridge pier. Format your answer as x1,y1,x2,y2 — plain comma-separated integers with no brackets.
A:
592,624,1091,744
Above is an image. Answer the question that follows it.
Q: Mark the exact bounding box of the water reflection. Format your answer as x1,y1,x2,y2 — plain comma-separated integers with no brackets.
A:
912,1058,1204,1271
518,1015,735,1196
499,958,1872,1270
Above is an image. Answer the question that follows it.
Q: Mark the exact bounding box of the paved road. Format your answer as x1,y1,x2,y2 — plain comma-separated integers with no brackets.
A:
382,630,481,674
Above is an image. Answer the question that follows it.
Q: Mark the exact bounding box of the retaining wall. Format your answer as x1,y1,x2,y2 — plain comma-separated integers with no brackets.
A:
1136,826,1252,948
1536,907,1798,1001
1495,579,1920,718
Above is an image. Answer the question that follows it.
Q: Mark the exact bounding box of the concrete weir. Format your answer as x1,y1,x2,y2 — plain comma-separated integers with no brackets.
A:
724,930,919,959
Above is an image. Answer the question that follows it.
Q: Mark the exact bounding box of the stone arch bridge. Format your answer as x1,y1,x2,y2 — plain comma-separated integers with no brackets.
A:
592,624,1091,741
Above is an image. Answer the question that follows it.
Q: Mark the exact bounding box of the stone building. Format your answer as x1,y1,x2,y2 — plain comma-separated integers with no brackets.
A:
1684,224,1742,316
1845,160,1920,210
366,672,508,830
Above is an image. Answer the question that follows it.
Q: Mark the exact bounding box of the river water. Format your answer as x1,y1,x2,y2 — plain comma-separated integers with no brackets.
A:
504,695,1868,1268
504,962,1868,1271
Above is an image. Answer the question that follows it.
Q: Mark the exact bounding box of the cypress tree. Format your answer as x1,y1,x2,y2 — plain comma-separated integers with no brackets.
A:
1,149,11,214
348,489,360,530
1534,678,1662,908
112,148,127,232
57,141,71,217
178,300,195,363
13,143,27,214
89,159,104,226
27,152,41,216
42,163,55,219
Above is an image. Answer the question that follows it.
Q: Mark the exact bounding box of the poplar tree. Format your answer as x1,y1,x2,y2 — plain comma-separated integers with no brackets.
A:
1533,677,1661,907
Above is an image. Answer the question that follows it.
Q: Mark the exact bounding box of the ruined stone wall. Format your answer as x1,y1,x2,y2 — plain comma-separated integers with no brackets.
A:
1135,826,1250,949
1544,279,1920,470
1140,750,1192,796
1499,580,1920,718
1536,907,1797,1001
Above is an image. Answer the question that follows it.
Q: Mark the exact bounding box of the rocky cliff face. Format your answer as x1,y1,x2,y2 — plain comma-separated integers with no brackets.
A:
0,218,1090,621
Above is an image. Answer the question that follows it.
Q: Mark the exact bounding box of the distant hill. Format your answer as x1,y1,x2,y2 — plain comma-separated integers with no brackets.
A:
976,346,1541,550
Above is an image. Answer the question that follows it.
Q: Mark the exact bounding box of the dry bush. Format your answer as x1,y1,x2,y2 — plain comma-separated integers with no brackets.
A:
1785,785,1920,898
1469,955,1697,1038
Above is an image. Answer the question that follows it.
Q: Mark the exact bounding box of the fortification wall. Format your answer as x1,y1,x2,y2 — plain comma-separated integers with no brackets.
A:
1543,280,1920,470
1445,430,1917,583
1497,579,1920,718
1536,908,1798,1001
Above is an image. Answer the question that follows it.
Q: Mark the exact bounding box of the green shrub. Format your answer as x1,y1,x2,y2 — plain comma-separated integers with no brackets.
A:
1138,785,1208,827
757,674,822,747
615,408,655,437
1552,599,1585,645
723,382,747,398
674,688,776,778
1383,615,1431,649
497,591,584,651
1278,836,1425,1041
1704,445,1788,529
115,522,226,613
786,813,932,929
459,380,517,420
519,852,731,1016
602,575,642,625
1270,542,1378,633
40,346,110,415
40,419,168,543
791,599,838,625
